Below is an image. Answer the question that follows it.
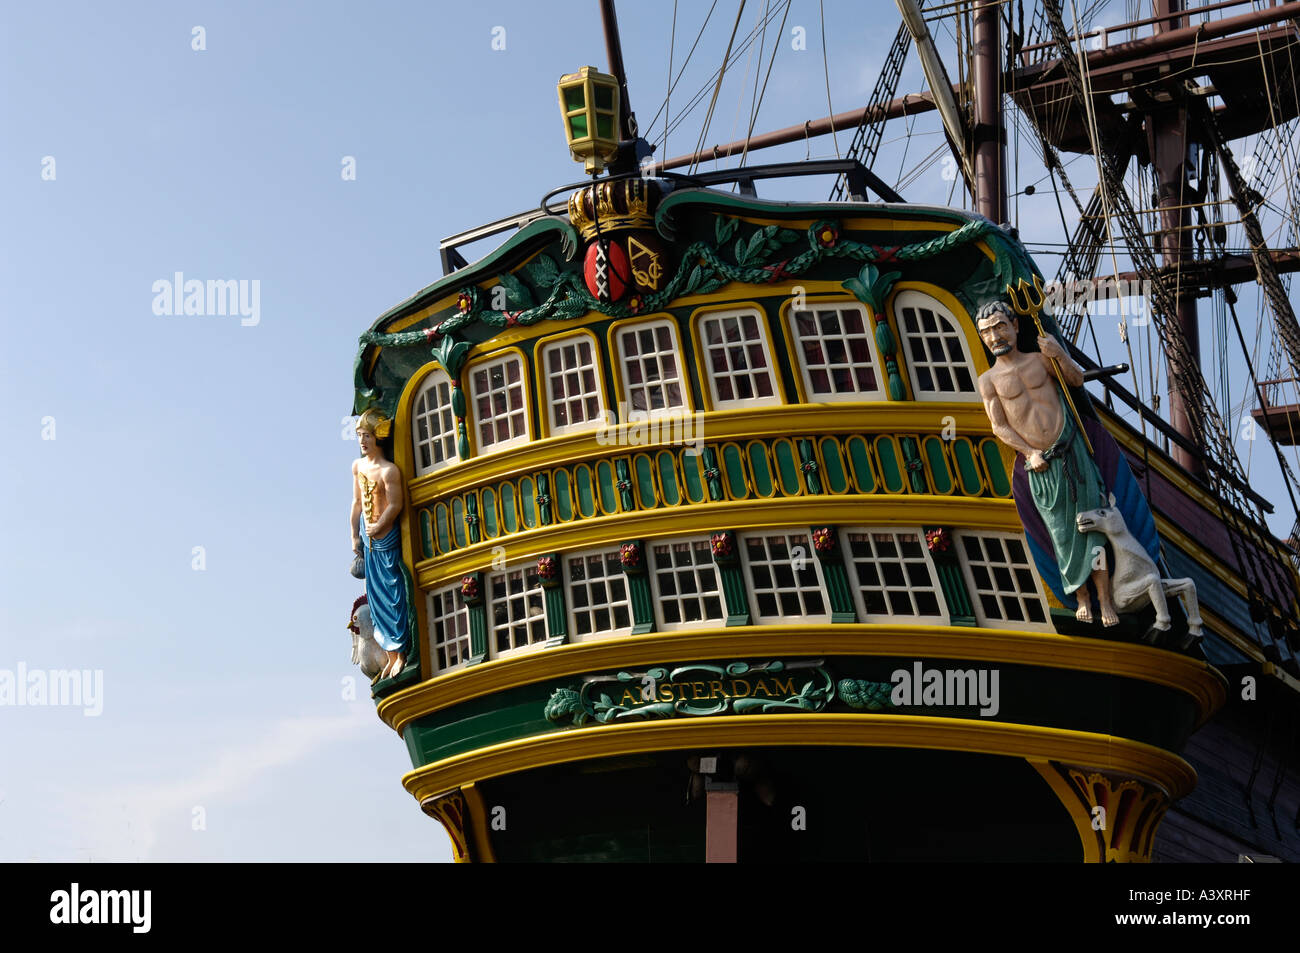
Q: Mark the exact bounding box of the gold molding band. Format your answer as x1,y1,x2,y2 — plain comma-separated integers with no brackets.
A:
401,714,1198,806
377,625,1227,735
407,403,994,506
414,496,1020,589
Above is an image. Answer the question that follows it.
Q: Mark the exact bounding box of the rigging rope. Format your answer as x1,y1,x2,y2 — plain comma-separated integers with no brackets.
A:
738,0,792,169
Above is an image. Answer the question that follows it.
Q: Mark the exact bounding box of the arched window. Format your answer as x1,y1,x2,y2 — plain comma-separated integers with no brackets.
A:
787,301,884,401
894,290,978,399
696,309,781,408
539,334,605,435
469,352,530,453
411,368,457,476
614,320,689,414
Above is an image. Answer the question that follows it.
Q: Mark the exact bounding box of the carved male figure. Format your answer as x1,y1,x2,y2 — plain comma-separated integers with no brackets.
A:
350,409,409,677
975,300,1118,625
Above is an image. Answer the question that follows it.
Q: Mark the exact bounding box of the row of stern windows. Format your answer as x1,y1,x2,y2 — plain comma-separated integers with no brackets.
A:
427,526,1048,672
411,292,979,475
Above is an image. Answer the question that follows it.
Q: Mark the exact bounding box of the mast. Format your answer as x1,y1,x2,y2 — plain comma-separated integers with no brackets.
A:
972,0,1007,222
1147,0,1204,475
599,0,642,174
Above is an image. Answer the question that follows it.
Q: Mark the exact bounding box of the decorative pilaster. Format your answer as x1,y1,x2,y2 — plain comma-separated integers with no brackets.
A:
614,458,635,511
900,436,927,493
811,526,857,622
464,493,481,545
537,554,567,646
620,540,655,634
450,380,470,460
535,472,553,526
461,573,488,665
702,446,723,501
925,526,976,626
841,261,905,400
710,531,750,626
798,439,823,494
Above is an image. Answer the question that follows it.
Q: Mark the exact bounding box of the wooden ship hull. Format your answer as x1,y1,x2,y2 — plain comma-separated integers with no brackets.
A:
347,0,1300,862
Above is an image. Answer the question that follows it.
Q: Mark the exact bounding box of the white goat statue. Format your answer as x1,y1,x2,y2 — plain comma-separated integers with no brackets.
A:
347,597,388,683
1075,496,1204,648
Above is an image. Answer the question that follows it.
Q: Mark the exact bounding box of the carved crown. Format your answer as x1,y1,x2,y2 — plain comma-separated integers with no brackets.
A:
568,178,660,241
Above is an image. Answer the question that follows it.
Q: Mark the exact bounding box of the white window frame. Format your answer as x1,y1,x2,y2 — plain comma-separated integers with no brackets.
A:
539,334,606,436
486,563,548,658
615,319,690,416
565,547,634,642
696,308,782,409
426,585,470,672
469,353,530,454
787,300,885,402
648,536,726,631
739,531,830,623
840,526,949,624
894,289,978,400
411,368,458,477
955,530,1051,631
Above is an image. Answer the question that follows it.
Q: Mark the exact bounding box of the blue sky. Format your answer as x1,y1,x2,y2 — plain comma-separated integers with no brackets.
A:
2,0,1296,861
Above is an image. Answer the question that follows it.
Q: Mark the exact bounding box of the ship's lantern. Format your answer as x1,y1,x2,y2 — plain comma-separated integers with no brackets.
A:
557,66,621,174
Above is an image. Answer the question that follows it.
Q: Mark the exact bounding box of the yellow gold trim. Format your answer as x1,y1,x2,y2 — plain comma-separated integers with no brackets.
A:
378,624,1227,735
393,362,461,681
460,782,497,863
413,496,1021,588
399,715,1199,806
405,403,994,505
1262,661,1300,695
1029,759,1103,862
531,329,609,440
462,346,533,458
687,301,788,410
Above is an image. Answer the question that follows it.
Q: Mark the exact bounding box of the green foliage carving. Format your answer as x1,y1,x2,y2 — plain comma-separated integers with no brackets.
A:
357,210,1037,412
843,263,902,314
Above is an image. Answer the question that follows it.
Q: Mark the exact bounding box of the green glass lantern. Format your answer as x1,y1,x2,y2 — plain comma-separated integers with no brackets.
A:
557,66,621,174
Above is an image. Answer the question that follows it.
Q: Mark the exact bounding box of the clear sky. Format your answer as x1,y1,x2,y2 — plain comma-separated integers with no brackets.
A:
2,0,1296,861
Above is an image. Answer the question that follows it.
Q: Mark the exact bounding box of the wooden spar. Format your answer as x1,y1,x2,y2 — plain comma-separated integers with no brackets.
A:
652,93,942,172
896,0,976,196
654,1,1300,175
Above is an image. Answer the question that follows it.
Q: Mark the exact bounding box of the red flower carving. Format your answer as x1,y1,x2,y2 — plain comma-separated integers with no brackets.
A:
710,532,734,559
925,528,951,553
812,527,836,554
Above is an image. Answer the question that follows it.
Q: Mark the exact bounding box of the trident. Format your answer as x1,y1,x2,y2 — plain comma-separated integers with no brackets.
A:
1005,275,1094,457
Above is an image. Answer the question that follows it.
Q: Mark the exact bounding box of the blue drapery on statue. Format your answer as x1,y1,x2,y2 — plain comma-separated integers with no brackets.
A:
363,524,409,653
